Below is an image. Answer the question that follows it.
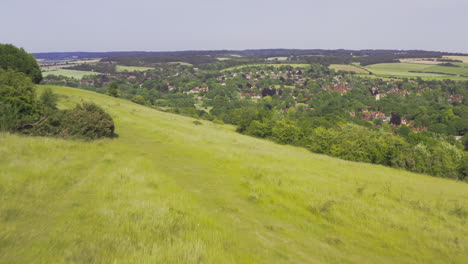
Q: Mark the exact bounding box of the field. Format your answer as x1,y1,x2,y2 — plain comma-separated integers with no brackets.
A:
1,86,467,263
41,69,100,79
364,63,468,80
329,64,369,74
399,58,443,65
443,56,468,63
167,61,193,67
116,65,154,72
266,57,288,61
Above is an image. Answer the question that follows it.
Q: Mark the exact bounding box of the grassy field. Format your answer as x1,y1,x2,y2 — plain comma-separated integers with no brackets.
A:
116,65,154,72
1,85,467,263
364,63,468,80
443,56,468,63
329,64,369,74
266,57,288,61
41,69,100,79
399,58,442,65
167,62,193,67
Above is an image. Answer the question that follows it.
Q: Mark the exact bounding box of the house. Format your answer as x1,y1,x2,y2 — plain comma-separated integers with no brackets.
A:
188,86,209,94
448,95,463,103
240,93,262,99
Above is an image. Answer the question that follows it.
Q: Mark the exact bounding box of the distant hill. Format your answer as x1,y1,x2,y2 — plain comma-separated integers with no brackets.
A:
1,85,467,263
33,49,467,61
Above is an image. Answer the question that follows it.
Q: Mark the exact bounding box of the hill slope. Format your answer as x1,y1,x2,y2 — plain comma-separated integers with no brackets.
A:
1,86,467,264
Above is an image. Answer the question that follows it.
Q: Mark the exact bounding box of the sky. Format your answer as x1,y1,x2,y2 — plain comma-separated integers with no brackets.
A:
1,0,467,53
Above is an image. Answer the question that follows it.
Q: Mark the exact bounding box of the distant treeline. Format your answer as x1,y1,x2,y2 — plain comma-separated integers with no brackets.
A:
34,49,466,69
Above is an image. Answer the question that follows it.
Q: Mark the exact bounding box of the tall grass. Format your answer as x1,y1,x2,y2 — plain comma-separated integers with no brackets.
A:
0,85,467,263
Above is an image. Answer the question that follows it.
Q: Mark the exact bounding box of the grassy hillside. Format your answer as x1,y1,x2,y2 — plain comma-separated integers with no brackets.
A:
364,63,468,80
1,85,467,263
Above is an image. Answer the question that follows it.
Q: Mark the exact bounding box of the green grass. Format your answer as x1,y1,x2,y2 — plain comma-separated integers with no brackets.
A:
364,63,468,80
1,85,467,263
41,69,100,80
167,62,193,67
329,64,369,74
116,65,154,72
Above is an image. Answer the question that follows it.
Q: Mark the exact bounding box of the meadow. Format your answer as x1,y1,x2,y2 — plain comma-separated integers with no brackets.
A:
167,61,193,67
443,56,468,63
0,86,467,263
364,63,468,80
41,69,100,79
116,65,154,72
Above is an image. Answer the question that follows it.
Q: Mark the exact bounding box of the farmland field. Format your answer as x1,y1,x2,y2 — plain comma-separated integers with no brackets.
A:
1,85,467,263
266,57,288,61
329,64,369,74
399,58,443,64
443,56,468,63
364,63,468,80
115,65,154,72
41,69,99,79
167,61,193,67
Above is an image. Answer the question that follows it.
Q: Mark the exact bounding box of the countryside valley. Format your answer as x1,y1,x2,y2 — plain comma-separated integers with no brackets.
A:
37,49,468,179
1,44,468,264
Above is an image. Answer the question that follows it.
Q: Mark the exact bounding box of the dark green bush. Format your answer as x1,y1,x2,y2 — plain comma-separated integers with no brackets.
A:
0,44,42,83
61,103,115,139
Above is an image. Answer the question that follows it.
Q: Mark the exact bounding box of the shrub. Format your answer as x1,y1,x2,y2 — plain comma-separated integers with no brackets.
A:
0,102,21,131
61,103,115,139
271,120,301,144
131,95,146,105
0,69,37,115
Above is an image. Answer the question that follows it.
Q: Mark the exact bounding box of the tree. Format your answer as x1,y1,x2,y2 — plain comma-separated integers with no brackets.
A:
390,112,401,125
0,44,42,83
40,87,58,109
108,82,120,97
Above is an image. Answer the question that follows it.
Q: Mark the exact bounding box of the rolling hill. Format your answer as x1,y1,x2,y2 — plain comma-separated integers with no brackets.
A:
0,86,467,263
363,63,468,80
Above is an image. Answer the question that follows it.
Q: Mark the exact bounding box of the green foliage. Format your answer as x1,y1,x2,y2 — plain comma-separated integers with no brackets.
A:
245,120,271,138
61,103,115,139
131,95,146,105
0,69,37,115
271,120,301,144
39,87,58,109
0,103,21,132
108,82,120,97
0,44,42,83
0,68,114,139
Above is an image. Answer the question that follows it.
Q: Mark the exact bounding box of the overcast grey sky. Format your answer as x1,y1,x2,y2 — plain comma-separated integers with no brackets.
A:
1,0,467,53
